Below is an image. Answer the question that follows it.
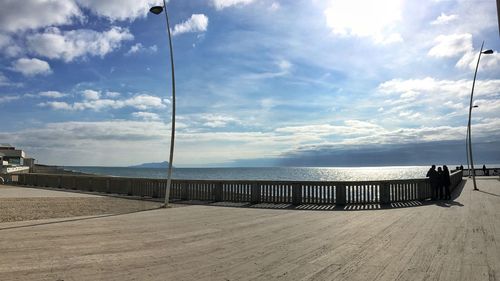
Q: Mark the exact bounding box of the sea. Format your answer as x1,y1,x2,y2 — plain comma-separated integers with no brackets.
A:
62,166,467,181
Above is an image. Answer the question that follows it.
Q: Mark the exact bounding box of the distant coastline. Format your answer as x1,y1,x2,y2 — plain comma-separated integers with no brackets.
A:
33,164,89,176
128,161,169,169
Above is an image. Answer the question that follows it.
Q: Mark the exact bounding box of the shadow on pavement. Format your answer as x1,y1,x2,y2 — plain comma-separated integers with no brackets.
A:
476,189,500,198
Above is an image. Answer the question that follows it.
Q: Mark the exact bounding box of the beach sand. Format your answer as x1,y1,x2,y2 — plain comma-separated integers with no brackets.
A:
0,185,165,223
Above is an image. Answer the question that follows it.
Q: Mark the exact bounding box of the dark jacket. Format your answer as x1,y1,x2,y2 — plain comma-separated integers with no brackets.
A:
442,168,451,186
426,168,439,187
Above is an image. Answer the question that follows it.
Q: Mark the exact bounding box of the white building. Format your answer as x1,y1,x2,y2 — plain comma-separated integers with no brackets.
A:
0,144,34,174
0,144,26,166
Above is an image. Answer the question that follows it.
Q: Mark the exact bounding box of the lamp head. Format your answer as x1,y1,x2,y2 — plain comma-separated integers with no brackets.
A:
149,6,164,15
473,105,479,108
482,49,494,54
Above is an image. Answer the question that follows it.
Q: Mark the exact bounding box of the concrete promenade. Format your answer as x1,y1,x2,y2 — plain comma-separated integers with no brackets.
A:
1,178,499,280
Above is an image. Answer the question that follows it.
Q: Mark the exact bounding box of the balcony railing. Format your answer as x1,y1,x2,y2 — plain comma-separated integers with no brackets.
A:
9,170,464,205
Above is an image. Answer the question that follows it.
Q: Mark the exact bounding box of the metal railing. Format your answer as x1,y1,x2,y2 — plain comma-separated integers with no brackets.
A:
462,167,500,177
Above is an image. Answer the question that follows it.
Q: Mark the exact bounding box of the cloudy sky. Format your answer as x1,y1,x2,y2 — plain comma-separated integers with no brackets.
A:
0,0,499,167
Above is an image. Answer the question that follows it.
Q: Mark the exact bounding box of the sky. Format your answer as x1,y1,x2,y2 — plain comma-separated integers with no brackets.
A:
0,0,499,167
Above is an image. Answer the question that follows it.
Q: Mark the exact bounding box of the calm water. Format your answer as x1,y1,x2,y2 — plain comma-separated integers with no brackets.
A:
63,166,452,181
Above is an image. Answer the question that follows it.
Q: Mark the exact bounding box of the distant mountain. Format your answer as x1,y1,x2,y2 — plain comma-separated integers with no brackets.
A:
129,161,169,168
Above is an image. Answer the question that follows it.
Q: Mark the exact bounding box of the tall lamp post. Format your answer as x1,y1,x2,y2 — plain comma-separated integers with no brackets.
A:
150,1,176,208
465,105,478,178
467,41,493,191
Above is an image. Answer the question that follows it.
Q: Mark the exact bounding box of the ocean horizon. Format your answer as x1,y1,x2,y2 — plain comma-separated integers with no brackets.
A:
61,165,492,182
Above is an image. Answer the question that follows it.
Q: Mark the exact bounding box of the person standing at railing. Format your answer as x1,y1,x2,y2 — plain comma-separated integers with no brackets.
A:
482,165,488,176
426,165,439,200
437,167,444,200
442,166,451,200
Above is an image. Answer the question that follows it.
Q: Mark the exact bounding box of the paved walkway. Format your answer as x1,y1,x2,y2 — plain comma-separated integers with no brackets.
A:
1,178,499,280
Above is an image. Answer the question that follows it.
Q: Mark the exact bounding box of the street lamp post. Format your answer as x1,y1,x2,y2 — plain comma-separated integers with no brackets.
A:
467,41,493,191
465,105,478,178
150,0,176,207
466,125,470,177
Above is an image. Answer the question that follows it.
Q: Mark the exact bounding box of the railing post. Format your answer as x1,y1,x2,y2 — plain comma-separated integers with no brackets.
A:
181,182,189,200
292,183,302,205
88,178,93,192
152,180,160,198
336,183,346,205
106,178,110,193
251,182,261,204
214,182,223,202
127,179,132,195
417,180,427,200
380,182,390,204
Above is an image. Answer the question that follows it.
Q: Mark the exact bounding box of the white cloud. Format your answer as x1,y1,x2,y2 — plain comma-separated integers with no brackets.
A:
431,13,458,25
379,33,403,45
277,59,292,72
428,33,500,71
39,91,66,98
428,33,472,58
276,121,385,139
11,58,52,76
212,0,256,10
27,27,133,62
199,114,239,128
38,101,74,110
0,33,22,57
125,43,158,56
398,110,421,120
124,94,168,110
244,59,293,80
456,50,500,71
473,99,500,113
0,34,8,48
0,72,10,86
172,14,209,36
0,0,81,32
0,71,22,87
0,95,20,104
82,89,100,100
105,91,120,98
40,93,167,111
75,0,161,21
4,115,500,166
132,112,161,121
324,0,403,44
378,77,497,98
269,2,280,11
0,120,171,166
376,78,500,123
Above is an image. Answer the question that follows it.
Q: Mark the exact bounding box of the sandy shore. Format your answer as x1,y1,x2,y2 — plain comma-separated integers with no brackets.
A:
0,185,165,223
